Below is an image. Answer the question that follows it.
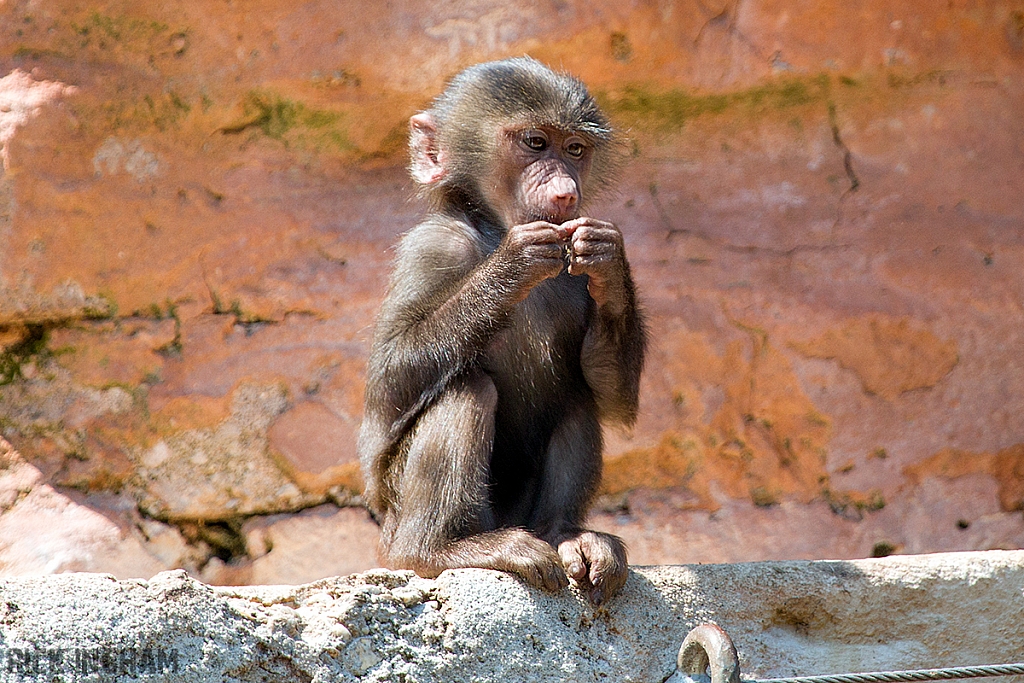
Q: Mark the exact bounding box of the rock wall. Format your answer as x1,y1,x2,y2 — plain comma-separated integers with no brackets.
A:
1,0,1023,580
0,551,1022,682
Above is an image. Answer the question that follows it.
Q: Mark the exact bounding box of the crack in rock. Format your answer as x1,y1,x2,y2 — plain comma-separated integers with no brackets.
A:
827,102,860,194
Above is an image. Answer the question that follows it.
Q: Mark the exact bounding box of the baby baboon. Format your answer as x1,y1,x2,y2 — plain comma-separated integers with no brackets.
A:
359,58,646,604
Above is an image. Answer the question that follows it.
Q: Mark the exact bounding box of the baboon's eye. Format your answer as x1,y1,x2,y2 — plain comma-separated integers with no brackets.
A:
565,140,586,158
522,130,549,151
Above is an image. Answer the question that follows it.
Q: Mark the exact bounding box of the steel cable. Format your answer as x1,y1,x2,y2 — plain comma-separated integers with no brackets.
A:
752,664,1024,683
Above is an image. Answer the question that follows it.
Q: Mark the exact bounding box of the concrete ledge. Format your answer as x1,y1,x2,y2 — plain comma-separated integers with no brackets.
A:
0,551,1022,682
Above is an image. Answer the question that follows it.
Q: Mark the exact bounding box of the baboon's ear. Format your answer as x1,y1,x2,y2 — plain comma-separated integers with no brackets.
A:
409,113,447,185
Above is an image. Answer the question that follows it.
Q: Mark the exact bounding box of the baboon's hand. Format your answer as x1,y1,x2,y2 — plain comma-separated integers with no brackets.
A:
497,221,567,300
560,218,628,311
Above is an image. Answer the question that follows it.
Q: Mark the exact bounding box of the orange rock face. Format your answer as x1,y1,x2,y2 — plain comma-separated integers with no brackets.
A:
1,0,1022,577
